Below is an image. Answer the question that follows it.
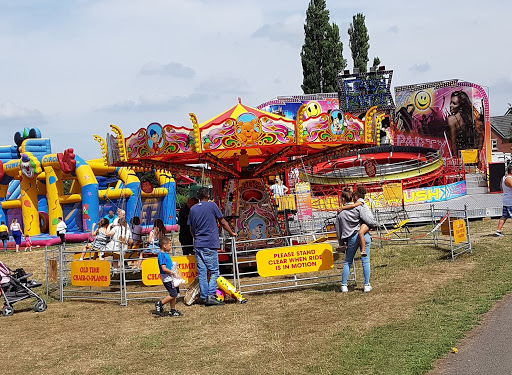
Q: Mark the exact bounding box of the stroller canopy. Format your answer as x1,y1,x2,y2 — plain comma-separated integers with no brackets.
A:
0,261,10,284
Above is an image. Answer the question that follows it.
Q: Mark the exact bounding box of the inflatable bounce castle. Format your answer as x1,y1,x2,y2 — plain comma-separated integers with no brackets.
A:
0,128,176,247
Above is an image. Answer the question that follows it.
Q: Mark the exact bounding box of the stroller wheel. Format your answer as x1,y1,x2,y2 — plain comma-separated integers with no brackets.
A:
2,305,14,316
33,300,47,313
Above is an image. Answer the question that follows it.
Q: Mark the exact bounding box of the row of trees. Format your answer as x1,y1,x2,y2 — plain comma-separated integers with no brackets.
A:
300,0,380,94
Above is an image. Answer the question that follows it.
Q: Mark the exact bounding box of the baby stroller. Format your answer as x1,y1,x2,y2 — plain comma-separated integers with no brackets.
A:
0,261,46,316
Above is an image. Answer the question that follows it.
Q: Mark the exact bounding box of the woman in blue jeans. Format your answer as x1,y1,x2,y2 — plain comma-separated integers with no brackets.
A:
336,191,376,293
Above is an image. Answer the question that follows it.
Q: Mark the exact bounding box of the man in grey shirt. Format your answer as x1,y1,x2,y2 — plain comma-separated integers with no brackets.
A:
336,190,377,293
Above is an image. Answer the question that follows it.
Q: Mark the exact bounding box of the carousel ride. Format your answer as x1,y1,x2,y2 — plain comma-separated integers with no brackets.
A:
99,98,381,248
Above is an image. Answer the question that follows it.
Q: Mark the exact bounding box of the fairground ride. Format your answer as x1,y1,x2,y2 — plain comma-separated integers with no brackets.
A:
101,98,381,246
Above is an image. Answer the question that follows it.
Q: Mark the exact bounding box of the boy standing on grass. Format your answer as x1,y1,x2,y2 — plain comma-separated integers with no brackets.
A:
155,236,183,317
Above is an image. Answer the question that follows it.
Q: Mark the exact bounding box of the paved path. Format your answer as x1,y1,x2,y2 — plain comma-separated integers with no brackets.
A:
428,292,512,375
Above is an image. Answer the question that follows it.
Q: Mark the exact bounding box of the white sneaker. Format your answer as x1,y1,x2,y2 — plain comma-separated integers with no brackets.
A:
363,284,372,293
494,231,504,237
340,285,348,293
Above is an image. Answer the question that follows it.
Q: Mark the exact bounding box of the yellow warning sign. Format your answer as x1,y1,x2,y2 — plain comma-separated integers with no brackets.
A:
70,260,110,287
453,219,467,244
256,243,333,277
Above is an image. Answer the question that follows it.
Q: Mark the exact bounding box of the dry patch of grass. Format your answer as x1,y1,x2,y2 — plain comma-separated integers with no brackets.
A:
1,219,510,375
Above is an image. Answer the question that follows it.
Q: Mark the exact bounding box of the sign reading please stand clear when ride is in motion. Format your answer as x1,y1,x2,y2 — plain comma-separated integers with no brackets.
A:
256,243,333,277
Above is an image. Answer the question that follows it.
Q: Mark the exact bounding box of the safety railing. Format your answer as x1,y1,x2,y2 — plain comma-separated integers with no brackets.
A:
229,233,355,295
299,150,442,181
46,233,237,305
374,205,471,261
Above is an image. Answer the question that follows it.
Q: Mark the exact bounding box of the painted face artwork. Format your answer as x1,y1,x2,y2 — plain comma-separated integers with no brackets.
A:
450,96,460,115
20,154,36,178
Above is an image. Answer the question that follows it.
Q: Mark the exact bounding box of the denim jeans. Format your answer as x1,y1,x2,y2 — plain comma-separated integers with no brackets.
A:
194,247,220,300
341,232,371,286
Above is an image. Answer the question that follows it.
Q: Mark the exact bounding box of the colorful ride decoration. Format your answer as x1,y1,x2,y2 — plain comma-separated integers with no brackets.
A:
230,178,284,249
393,80,490,169
107,98,380,176
103,98,380,243
0,128,176,246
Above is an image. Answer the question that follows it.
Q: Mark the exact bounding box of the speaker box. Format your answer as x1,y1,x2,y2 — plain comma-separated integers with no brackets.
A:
489,162,505,193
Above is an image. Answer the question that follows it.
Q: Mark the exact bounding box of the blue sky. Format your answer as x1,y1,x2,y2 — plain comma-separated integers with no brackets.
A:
1,0,510,160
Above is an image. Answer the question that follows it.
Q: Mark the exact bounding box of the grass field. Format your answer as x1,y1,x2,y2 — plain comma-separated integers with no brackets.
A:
2,218,511,375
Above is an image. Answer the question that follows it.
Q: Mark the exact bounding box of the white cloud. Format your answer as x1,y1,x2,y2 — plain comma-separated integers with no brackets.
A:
140,61,196,78
252,14,304,47
0,101,46,128
409,63,431,73
388,25,399,33
0,0,510,158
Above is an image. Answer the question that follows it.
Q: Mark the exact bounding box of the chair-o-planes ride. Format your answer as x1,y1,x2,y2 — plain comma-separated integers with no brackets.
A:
87,94,469,302
101,98,382,250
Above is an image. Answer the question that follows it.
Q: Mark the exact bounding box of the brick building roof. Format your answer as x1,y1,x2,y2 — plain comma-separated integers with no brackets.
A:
490,113,512,139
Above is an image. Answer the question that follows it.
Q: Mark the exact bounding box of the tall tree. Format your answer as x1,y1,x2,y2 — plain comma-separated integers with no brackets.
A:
348,13,370,73
323,23,345,92
372,57,381,70
301,0,346,94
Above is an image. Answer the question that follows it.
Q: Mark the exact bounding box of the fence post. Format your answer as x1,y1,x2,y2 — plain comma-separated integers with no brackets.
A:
45,245,49,296
465,204,472,254
447,209,454,261
58,244,64,302
230,236,241,291
431,205,439,248
120,242,126,306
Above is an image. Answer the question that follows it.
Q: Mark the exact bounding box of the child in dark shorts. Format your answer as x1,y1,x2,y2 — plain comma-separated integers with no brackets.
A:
154,236,182,317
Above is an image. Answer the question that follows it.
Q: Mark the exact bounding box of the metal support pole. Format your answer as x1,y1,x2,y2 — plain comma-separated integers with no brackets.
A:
447,210,454,262
232,236,240,290
431,205,439,248
120,242,127,306
58,244,64,302
465,204,472,254
44,245,49,296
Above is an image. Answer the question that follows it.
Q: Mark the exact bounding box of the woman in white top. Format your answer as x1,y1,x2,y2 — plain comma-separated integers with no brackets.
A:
106,218,132,252
10,218,22,253
106,218,133,269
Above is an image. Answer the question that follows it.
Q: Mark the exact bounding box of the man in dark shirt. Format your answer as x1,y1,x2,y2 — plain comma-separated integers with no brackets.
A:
188,187,236,306
178,197,198,255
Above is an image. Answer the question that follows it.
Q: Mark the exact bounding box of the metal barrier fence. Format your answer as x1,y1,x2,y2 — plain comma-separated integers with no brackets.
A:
229,234,356,295
374,205,471,261
46,243,124,303
46,206,471,305
46,234,238,305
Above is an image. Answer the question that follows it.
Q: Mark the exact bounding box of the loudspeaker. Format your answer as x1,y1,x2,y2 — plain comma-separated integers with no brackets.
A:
489,162,505,193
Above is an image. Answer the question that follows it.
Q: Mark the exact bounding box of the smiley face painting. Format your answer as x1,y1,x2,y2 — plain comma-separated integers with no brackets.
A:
305,101,321,118
414,90,432,111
